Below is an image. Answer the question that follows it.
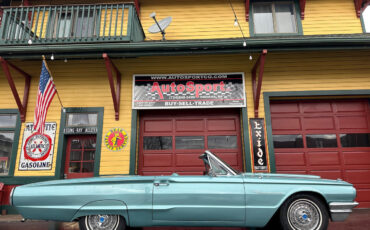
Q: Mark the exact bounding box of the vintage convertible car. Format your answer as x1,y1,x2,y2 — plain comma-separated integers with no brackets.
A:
11,150,357,230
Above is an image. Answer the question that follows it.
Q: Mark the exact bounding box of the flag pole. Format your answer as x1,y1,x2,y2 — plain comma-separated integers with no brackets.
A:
42,55,64,109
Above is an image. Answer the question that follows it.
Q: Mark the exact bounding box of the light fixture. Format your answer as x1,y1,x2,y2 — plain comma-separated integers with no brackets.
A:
249,55,253,60
27,39,32,45
50,54,54,61
64,58,68,63
234,18,238,26
243,41,247,47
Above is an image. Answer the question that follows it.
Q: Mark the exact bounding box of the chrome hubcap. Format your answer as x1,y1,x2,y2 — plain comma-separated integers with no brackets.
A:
287,199,322,230
86,215,119,230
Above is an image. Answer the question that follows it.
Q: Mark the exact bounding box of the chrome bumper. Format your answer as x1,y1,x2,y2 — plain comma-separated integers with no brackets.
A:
329,201,359,222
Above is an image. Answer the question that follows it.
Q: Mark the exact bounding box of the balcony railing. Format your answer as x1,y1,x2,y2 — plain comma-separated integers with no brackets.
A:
0,3,145,45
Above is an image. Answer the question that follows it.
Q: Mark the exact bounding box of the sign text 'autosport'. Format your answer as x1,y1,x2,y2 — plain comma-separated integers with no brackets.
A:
133,73,246,109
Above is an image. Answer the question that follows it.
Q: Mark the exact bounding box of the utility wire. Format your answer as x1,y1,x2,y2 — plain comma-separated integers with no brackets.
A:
228,0,247,46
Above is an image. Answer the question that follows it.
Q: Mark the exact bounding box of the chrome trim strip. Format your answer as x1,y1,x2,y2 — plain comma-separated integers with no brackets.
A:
9,187,16,206
329,201,358,222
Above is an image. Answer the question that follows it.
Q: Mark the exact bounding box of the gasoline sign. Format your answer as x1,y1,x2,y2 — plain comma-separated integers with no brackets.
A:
19,123,56,171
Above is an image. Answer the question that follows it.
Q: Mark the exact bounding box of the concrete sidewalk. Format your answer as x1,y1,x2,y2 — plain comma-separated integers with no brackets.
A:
0,209,369,230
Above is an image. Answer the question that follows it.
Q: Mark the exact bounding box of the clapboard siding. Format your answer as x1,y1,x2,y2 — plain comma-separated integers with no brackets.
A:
301,0,362,34
1,50,369,176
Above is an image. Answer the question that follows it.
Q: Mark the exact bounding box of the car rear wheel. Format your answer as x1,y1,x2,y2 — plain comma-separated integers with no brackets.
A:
79,215,126,230
279,194,329,230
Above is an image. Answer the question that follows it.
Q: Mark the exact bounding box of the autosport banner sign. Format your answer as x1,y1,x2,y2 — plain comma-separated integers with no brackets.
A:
132,73,246,109
19,122,56,171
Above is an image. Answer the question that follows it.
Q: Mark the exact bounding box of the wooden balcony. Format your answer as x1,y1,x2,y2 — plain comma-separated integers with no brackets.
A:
0,3,145,45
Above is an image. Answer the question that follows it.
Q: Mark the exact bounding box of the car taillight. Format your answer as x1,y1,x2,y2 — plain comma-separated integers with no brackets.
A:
9,187,16,206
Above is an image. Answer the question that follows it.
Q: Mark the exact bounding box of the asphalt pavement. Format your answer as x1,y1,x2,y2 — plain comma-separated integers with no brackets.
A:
0,209,369,230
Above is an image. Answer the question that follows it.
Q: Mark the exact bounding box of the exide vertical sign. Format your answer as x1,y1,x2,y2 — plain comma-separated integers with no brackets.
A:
250,118,268,172
133,73,246,109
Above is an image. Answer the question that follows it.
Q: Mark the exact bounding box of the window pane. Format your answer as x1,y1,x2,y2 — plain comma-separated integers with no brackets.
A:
82,162,94,172
83,150,95,161
176,136,204,149
0,132,14,176
70,151,81,161
75,10,97,37
71,139,82,149
275,3,297,33
363,5,370,33
0,115,17,128
273,135,303,148
340,133,370,147
306,134,337,148
143,136,172,150
69,162,81,173
67,113,97,127
208,136,237,149
253,3,274,33
84,138,96,149
58,13,72,38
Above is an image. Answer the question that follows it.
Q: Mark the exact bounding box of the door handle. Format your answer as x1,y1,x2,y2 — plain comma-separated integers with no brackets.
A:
154,182,169,186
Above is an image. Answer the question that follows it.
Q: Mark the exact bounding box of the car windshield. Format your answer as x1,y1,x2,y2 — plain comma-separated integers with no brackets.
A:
200,150,239,176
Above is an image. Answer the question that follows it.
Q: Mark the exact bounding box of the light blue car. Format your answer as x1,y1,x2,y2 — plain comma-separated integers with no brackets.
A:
11,150,358,230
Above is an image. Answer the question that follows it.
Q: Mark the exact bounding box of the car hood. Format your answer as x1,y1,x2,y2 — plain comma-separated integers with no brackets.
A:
241,173,352,186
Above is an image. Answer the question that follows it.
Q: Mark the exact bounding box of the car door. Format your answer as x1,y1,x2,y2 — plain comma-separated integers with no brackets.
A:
152,174,246,226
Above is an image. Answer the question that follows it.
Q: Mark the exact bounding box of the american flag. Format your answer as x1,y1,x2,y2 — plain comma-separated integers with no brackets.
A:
33,61,56,134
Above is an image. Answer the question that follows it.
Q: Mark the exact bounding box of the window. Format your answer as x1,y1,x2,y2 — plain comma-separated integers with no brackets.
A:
66,113,98,127
143,136,172,150
48,9,99,38
340,133,370,147
306,134,337,148
175,136,204,149
0,113,18,176
208,136,237,149
273,134,303,148
251,1,299,35
362,4,370,33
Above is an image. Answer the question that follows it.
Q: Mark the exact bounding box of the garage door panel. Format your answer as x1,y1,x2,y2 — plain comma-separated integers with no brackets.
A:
338,116,369,130
302,102,332,113
270,102,299,113
139,109,243,175
303,117,335,130
272,99,370,208
343,151,370,165
176,153,204,167
141,171,173,176
144,120,172,132
354,189,370,205
275,152,305,166
276,170,308,174
143,154,172,167
175,119,204,132
207,119,236,131
308,151,340,166
310,170,342,180
271,117,301,131
336,101,367,112
345,170,370,184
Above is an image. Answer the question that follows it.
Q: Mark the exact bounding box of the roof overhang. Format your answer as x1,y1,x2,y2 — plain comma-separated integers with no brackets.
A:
1,35,370,60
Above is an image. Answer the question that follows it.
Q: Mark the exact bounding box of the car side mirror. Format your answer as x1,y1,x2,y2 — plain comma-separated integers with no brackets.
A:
209,169,216,177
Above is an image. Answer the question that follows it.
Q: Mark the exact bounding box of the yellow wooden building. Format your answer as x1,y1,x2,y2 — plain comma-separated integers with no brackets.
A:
0,0,370,213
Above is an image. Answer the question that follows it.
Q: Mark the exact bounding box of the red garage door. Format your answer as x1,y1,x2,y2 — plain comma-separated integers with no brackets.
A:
138,109,243,176
271,99,370,208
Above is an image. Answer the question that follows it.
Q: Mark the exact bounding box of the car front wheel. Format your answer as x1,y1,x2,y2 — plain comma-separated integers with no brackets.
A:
279,194,329,230
79,215,126,230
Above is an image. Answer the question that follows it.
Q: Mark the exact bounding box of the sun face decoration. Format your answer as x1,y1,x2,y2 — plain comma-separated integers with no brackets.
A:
104,128,128,151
